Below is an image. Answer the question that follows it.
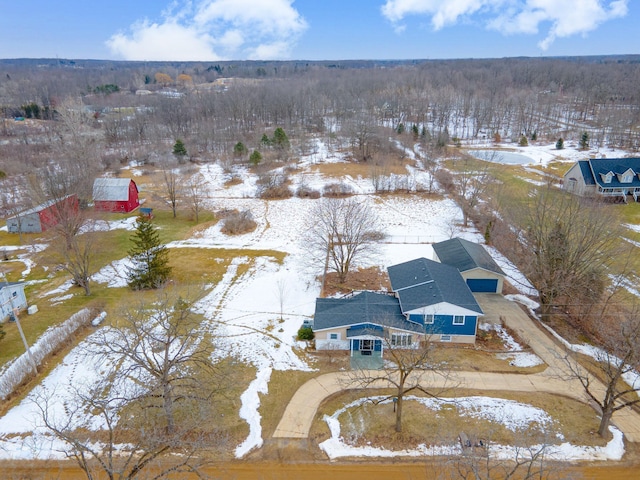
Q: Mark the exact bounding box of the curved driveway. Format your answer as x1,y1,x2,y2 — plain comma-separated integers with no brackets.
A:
273,294,640,442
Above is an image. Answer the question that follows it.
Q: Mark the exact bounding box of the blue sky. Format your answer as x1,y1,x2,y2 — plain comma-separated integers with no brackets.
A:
0,1,637,61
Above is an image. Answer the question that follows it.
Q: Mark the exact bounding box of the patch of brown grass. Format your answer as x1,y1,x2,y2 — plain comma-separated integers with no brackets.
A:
322,267,391,297
312,389,606,450
310,158,410,179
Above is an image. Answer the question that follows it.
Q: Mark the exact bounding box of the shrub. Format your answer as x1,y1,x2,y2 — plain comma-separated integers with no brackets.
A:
556,138,564,150
221,210,257,235
323,182,354,197
297,326,314,341
259,185,293,199
296,185,321,199
518,135,528,147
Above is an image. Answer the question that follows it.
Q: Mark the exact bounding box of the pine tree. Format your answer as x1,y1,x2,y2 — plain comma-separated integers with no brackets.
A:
173,139,187,160
556,138,564,150
233,141,247,157
580,131,590,150
249,150,262,166
127,216,172,290
272,127,290,150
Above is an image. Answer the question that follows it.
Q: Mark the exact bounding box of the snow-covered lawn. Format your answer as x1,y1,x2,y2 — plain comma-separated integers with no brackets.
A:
0,141,637,461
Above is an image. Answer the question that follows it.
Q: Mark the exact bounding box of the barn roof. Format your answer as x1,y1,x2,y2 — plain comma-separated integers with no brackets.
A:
432,237,505,276
93,178,136,201
6,195,76,219
387,258,483,314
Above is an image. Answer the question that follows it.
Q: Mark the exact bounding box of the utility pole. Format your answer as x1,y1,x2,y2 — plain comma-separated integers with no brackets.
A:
1,273,37,375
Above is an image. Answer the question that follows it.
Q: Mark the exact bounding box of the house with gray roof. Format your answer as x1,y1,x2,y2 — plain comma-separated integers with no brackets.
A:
432,237,505,293
312,257,483,365
563,158,640,202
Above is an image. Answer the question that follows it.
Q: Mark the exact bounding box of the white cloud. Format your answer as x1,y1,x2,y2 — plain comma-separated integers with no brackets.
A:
106,0,307,61
381,0,629,50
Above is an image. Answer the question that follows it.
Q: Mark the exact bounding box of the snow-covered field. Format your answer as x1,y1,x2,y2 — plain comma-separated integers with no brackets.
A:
0,141,637,462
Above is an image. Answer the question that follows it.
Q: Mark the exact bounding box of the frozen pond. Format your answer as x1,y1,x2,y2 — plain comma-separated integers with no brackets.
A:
468,150,536,165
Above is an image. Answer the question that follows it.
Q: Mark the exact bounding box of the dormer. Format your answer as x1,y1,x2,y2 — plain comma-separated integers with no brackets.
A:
617,168,636,183
600,171,614,184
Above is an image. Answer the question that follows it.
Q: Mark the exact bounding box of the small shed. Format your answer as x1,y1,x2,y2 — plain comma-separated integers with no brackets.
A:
93,178,140,213
432,238,505,293
0,282,28,323
6,195,79,234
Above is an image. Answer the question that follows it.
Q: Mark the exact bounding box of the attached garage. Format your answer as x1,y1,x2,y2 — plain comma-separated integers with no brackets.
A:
432,238,505,294
466,279,499,293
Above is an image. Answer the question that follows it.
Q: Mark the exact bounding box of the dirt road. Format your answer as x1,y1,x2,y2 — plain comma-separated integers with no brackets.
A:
2,459,638,479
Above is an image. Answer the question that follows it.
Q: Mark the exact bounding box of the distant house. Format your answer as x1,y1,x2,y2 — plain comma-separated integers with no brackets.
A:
6,195,79,234
0,282,27,323
93,178,140,213
312,258,483,365
563,158,640,202
432,237,505,293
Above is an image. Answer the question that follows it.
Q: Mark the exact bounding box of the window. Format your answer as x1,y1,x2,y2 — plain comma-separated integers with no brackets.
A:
361,339,373,354
424,314,434,324
623,175,633,183
453,315,465,325
329,333,339,340
391,334,413,347
440,335,452,342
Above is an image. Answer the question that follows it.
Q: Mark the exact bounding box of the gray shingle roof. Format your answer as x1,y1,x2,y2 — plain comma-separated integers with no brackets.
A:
313,291,423,333
388,258,483,314
432,237,505,276
93,178,136,201
585,158,640,188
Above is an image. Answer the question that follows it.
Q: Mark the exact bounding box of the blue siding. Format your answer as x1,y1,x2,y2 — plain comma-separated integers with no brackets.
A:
408,314,425,325
425,315,477,336
466,279,498,293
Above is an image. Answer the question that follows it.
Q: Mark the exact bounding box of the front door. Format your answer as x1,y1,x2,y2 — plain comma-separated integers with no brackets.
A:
361,339,373,355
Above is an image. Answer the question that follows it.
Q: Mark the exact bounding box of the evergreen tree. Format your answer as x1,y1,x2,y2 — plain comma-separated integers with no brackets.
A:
272,127,290,150
396,123,405,134
233,141,247,157
249,150,262,166
127,216,172,290
519,135,529,146
173,139,187,160
411,124,419,139
556,138,564,150
580,131,590,150
260,133,271,147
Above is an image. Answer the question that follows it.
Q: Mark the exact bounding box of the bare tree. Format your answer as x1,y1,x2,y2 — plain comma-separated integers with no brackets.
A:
304,197,384,285
35,379,206,480
47,220,97,295
87,289,225,435
562,304,640,437
449,155,495,228
161,162,179,218
347,337,455,433
500,186,624,321
443,431,561,480
185,171,207,223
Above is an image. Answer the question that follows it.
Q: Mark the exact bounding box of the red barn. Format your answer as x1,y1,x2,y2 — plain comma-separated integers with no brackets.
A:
6,195,79,234
93,178,140,213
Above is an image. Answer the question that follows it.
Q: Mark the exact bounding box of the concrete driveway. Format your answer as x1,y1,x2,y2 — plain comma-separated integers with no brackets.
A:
273,294,640,442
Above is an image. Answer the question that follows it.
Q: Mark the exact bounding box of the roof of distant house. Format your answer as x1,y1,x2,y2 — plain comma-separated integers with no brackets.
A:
574,158,640,188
